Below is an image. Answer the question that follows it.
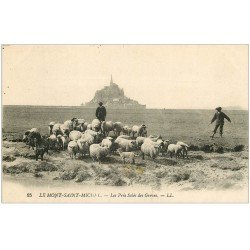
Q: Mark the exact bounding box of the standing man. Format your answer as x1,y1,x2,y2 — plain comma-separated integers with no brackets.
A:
96,101,107,122
210,107,231,138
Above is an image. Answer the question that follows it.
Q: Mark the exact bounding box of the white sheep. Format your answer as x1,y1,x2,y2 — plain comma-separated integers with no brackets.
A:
89,144,110,164
114,137,136,152
117,148,136,164
81,133,95,145
135,136,146,148
52,123,62,136
132,124,147,138
87,124,92,130
69,130,82,141
101,121,114,136
117,135,131,139
67,141,79,159
176,141,189,158
60,124,70,136
113,122,123,136
91,119,101,132
77,138,90,158
141,142,160,160
167,144,183,159
100,137,114,150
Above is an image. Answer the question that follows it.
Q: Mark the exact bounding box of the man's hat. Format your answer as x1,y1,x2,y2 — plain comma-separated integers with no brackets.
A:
216,107,222,111
99,101,103,106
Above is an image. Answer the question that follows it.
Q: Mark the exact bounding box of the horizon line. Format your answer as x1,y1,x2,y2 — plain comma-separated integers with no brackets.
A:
2,104,247,111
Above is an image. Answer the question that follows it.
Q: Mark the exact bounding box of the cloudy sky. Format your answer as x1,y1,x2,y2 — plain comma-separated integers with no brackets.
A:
2,45,248,109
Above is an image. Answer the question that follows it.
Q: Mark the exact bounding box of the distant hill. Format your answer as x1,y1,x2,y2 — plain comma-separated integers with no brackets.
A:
82,76,146,109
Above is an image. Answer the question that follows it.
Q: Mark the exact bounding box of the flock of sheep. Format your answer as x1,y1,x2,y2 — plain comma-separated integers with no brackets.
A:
23,117,189,163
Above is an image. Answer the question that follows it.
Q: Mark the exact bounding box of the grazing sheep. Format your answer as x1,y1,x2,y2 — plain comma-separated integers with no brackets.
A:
122,125,132,136
52,123,63,136
132,124,147,138
113,122,123,136
167,144,183,159
89,144,110,164
117,135,131,140
135,136,146,148
141,142,160,160
77,138,90,158
69,130,82,141
48,122,56,135
101,121,114,136
91,119,101,132
64,118,78,131
87,124,92,130
176,141,189,158
57,134,70,150
81,133,95,145
100,137,114,150
114,137,136,152
67,141,79,159
117,148,136,164
60,124,70,136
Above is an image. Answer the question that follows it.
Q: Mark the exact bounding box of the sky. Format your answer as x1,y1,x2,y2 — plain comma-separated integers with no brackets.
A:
2,45,248,109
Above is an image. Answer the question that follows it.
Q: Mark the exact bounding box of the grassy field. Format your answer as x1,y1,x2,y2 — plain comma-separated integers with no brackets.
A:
2,105,248,147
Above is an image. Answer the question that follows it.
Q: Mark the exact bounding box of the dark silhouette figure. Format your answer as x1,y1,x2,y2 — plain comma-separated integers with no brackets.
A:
210,107,231,138
96,102,107,122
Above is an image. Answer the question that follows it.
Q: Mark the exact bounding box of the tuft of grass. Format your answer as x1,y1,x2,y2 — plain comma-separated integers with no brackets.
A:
234,145,244,152
2,155,16,162
34,172,43,178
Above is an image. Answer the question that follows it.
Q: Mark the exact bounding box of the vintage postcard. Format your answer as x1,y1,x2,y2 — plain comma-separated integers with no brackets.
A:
1,45,248,203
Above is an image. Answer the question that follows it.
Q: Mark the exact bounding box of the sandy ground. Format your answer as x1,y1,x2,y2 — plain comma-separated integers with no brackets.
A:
2,140,248,194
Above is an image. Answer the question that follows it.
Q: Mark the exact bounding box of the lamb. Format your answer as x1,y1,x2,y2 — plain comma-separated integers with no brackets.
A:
122,125,132,136
69,130,82,141
57,134,70,150
114,137,136,152
89,144,110,164
141,142,160,160
113,122,123,136
77,138,90,158
176,141,189,158
117,148,136,164
91,119,101,132
67,141,79,159
132,124,147,138
167,144,183,159
101,121,114,136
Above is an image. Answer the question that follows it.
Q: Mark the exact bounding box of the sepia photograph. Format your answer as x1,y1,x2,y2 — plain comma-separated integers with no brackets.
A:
1,44,248,203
